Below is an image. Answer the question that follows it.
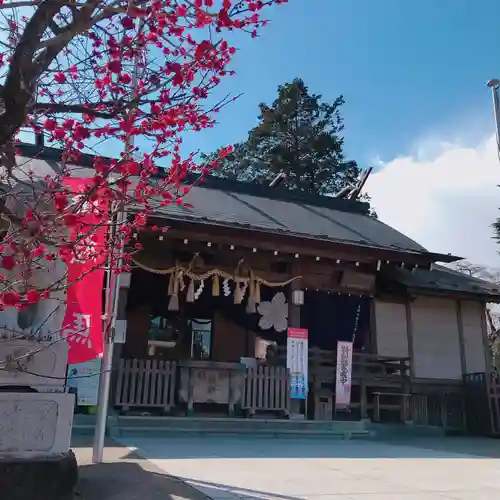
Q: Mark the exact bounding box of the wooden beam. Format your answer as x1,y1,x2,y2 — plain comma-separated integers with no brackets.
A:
133,257,296,284
149,218,440,266
138,235,378,292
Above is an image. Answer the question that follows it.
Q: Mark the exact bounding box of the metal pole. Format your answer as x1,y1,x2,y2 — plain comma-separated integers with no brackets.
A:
92,16,142,464
91,306,115,463
92,229,122,463
487,79,500,162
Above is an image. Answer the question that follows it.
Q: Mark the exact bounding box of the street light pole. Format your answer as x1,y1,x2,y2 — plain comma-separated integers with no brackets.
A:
487,79,500,162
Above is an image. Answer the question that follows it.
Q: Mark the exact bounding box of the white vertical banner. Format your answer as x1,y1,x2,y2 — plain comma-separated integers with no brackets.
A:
287,328,309,399
335,340,353,410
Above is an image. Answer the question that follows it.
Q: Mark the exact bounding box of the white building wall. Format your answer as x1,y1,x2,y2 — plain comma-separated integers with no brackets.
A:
460,299,487,374
411,296,462,380
374,300,409,358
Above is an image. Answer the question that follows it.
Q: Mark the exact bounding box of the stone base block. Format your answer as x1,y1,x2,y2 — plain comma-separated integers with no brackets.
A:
0,450,77,500
0,392,74,457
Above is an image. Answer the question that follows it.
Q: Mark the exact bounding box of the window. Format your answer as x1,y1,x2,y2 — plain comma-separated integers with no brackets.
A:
148,314,183,349
189,318,212,360
147,314,212,360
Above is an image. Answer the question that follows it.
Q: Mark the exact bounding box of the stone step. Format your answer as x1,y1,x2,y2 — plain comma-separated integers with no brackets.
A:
115,415,367,430
71,414,374,440
112,426,372,440
72,414,99,436
112,416,372,439
367,422,448,439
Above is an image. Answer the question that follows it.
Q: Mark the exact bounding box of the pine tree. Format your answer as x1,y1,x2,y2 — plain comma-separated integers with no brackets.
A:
205,78,361,195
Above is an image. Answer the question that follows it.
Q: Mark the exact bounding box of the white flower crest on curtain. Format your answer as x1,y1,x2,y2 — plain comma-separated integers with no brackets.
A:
257,292,288,332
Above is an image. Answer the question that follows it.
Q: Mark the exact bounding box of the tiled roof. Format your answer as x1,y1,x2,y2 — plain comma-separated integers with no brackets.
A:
150,183,430,255
382,264,500,301
15,144,459,261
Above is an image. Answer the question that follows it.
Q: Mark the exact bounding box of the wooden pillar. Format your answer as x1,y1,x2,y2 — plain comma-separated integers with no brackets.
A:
405,300,415,380
110,272,130,407
358,298,378,420
480,302,493,375
114,272,131,356
368,298,378,354
360,379,368,420
288,280,301,327
288,272,304,419
440,395,448,431
455,300,467,376
404,300,415,422
373,393,380,422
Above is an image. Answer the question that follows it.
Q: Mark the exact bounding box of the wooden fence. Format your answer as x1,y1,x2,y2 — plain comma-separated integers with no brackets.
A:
410,393,465,431
464,372,500,436
243,365,290,417
489,374,500,435
115,359,176,412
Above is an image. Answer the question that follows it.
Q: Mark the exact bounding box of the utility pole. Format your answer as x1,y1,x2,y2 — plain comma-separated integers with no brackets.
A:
487,79,500,161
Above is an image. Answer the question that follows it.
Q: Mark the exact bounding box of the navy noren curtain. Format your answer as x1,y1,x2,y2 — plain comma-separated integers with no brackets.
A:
302,291,370,350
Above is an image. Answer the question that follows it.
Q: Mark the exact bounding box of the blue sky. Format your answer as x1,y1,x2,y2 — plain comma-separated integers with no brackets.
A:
180,0,500,268
182,0,500,165
17,0,500,266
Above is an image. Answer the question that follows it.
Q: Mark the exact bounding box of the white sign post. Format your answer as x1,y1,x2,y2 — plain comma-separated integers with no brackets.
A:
286,328,308,399
335,340,353,410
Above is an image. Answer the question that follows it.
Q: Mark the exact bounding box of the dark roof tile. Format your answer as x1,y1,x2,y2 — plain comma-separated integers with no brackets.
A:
383,264,500,300
151,184,429,254
15,145,458,261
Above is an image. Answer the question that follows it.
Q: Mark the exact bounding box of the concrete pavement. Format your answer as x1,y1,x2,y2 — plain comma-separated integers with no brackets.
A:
115,435,500,500
72,437,210,500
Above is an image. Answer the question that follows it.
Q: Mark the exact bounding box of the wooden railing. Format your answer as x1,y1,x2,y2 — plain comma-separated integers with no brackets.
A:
353,353,410,380
112,354,472,430
115,359,176,412
243,365,290,417
276,346,410,385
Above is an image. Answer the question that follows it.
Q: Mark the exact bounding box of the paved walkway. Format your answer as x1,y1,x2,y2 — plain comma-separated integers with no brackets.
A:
116,435,500,500
72,437,209,500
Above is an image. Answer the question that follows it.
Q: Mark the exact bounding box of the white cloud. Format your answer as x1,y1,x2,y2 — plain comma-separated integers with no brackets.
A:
365,135,500,268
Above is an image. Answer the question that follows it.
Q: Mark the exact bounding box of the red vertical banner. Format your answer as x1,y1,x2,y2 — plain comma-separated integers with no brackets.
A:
61,178,108,364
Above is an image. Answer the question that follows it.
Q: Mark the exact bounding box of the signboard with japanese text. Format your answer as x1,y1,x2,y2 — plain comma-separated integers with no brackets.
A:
286,328,308,400
67,356,102,406
61,178,108,364
335,340,353,410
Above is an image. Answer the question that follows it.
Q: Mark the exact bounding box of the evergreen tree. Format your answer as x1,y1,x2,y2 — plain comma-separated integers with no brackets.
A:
205,78,362,196
493,217,500,245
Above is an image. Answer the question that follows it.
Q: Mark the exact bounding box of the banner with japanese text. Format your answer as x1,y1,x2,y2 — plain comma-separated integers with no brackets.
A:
61,178,108,364
286,328,308,399
335,340,353,410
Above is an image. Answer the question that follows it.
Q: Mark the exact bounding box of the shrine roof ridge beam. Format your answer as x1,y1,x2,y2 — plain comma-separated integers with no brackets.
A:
143,217,462,266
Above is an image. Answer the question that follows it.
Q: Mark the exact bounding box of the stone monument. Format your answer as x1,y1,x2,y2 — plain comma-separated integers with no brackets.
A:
0,156,78,498
0,330,77,500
